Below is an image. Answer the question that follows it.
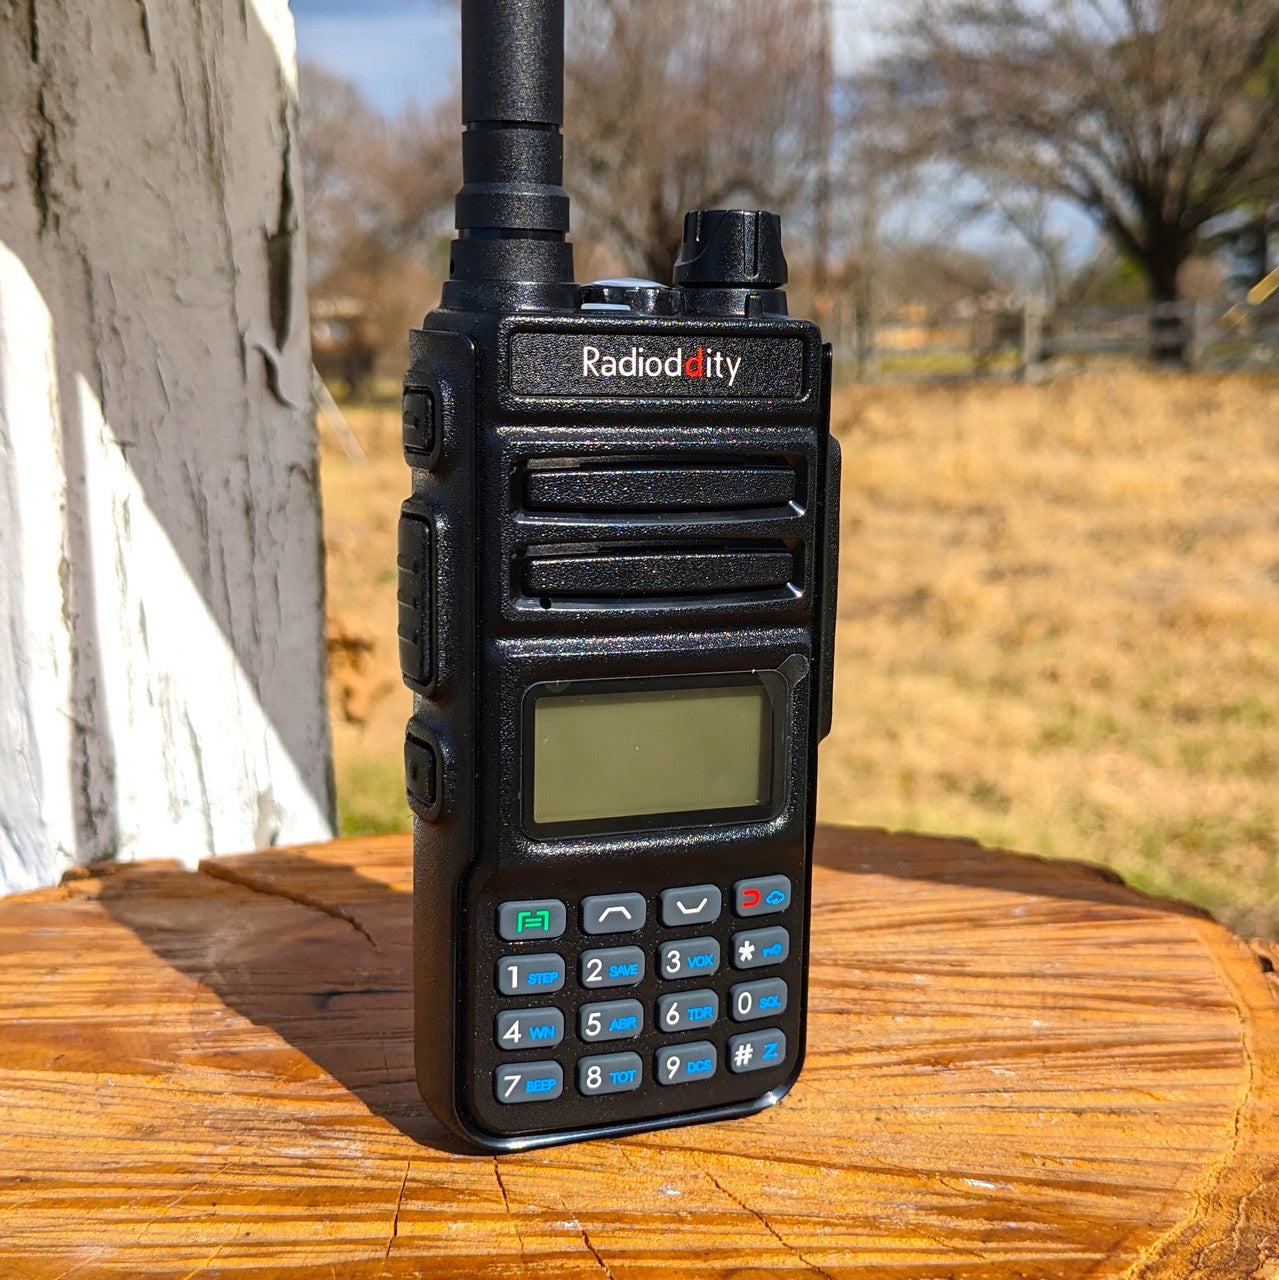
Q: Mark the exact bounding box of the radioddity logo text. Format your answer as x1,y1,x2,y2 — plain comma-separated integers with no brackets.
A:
581,344,743,388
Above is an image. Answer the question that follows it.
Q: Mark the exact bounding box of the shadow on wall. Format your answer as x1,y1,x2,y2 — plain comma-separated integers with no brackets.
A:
0,0,334,895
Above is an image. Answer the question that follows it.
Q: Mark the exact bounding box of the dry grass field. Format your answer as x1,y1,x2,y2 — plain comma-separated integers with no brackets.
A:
320,370,1279,937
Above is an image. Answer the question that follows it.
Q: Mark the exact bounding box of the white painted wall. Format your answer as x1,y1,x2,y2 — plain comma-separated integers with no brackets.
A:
0,0,335,894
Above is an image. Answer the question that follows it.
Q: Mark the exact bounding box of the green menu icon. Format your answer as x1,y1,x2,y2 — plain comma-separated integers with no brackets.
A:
517,909,551,934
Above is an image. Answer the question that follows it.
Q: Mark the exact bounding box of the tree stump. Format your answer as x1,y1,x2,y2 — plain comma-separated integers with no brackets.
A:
0,827,1275,1277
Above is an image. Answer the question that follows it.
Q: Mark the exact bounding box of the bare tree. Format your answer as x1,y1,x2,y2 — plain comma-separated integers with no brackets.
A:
564,0,829,283
875,0,1279,351
299,64,459,381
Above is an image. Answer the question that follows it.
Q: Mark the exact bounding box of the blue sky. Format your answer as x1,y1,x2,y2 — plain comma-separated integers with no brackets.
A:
289,0,1095,280
290,0,877,116
291,0,459,114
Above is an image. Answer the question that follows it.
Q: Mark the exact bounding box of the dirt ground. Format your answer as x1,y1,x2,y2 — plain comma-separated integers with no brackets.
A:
320,369,1279,937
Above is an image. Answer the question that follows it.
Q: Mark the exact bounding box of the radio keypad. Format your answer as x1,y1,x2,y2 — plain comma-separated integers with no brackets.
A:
487,876,795,1108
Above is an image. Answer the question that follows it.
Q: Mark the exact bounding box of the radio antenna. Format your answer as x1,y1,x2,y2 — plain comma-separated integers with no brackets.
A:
448,0,576,306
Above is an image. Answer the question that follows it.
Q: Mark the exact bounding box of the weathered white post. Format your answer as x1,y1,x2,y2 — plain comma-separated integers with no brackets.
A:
0,0,334,895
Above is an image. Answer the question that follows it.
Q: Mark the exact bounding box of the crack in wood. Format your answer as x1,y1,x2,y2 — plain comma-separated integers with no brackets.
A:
492,1159,527,1261
577,1225,615,1280
700,1167,838,1279
197,858,381,952
1123,920,1276,1277
383,1158,411,1260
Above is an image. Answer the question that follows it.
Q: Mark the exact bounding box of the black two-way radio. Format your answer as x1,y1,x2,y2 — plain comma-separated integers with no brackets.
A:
400,0,840,1150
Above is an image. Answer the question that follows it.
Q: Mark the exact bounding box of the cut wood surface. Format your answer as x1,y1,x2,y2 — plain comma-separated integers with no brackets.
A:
0,827,1275,1278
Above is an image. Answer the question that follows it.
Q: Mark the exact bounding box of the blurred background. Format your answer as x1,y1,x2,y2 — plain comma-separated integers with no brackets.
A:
294,0,1279,937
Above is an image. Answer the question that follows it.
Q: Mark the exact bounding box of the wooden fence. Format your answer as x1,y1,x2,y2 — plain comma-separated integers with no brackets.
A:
828,299,1279,382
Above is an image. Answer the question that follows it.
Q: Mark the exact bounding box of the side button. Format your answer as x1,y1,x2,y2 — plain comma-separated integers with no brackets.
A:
404,729,438,818
397,512,433,689
402,388,436,463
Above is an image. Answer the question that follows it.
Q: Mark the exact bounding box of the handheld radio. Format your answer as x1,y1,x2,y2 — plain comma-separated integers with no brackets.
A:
400,0,841,1151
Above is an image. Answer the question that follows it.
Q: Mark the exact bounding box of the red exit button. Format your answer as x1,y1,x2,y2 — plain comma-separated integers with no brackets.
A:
733,876,791,917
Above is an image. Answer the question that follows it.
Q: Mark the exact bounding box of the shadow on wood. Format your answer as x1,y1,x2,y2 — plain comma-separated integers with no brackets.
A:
0,826,1274,1277
95,850,466,1152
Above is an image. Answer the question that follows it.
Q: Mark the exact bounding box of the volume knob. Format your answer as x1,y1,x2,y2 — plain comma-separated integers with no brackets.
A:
673,209,788,289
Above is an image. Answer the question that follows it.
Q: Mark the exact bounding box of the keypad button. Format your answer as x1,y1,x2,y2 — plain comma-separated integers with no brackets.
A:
580,946,645,989
731,926,790,970
734,875,792,917
579,999,644,1043
578,1052,643,1096
497,899,566,941
728,1028,788,1074
495,1007,564,1052
659,884,722,927
496,953,566,996
729,977,789,1022
581,893,647,935
655,1040,718,1086
656,988,719,1034
494,1060,563,1104
659,936,721,981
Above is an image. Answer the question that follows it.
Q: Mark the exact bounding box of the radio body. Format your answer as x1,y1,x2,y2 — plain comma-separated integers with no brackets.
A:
399,0,840,1152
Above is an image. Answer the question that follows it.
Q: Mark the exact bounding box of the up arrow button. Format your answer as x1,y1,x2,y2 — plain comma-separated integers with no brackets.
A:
582,893,647,935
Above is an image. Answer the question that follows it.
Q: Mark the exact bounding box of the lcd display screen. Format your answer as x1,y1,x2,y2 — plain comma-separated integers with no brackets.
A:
531,683,772,827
